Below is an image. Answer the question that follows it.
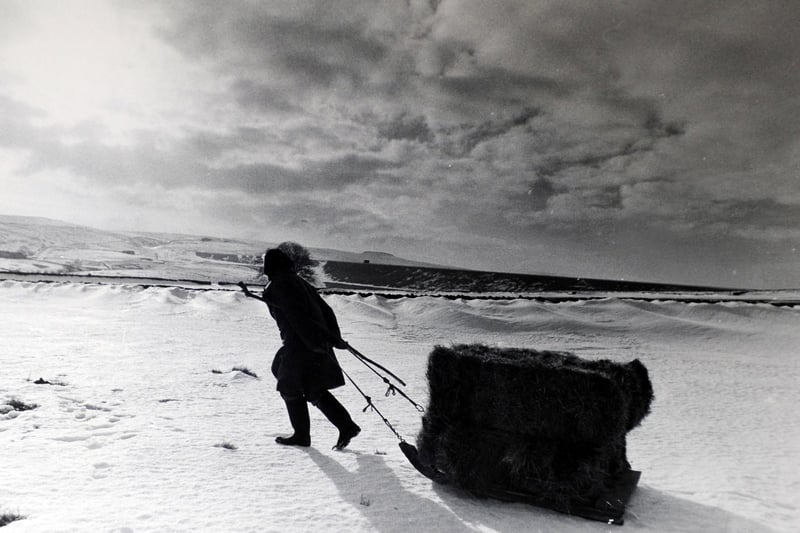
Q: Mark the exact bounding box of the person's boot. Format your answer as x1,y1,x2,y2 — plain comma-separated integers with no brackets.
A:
275,397,311,447
312,391,361,450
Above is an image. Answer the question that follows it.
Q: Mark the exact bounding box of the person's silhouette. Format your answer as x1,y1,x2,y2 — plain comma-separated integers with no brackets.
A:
239,248,360,450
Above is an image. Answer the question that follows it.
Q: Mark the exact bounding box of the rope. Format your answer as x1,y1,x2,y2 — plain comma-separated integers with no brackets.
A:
338,364,406,443
331,342,428,442
345,343,407,386
344,344,425,412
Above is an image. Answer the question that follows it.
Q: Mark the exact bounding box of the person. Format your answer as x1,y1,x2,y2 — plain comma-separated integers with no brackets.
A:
238,248,361,450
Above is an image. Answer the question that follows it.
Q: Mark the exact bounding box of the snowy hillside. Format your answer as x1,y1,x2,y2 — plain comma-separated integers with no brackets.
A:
2,280,798,532
0,216,439,284
1,215,766,298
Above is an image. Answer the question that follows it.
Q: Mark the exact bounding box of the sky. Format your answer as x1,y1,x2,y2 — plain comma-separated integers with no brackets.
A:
1,0,799,289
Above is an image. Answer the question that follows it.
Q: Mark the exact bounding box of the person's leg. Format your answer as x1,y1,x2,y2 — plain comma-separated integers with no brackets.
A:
275,393,311,447
309,390,361,450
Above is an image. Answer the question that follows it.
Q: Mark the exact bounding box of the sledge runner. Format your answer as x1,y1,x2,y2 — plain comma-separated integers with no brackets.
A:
238,248,360,450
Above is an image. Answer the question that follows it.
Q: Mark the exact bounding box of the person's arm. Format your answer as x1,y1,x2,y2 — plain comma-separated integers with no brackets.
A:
237,282,266,302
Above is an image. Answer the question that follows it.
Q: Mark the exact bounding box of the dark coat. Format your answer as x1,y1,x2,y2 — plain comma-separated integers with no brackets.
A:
263,271,345,398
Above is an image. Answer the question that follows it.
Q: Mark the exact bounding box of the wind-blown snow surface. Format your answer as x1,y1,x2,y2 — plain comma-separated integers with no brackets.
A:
2,281,798,533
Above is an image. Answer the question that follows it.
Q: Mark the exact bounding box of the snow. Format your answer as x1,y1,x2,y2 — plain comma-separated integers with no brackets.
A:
1,280,798,532
0,215,441,285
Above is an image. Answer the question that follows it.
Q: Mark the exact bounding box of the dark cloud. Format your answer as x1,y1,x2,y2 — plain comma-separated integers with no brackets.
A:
525,177,558,211
2,0,799,287
187,127,273,160
205,153,400,194
440,65,569,98
231,79,303,115
440,106,543,156
2,104,396,197
205,162,303,194
377,113,434,144
157,1,391,88
309,153,400,187
576,185,625,211
705,198,800,241
264,199,395,237
263,18,389,86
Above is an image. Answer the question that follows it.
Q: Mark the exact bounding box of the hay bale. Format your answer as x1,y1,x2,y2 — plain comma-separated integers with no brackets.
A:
578,357,653,431
417,344,652,505
418,415,629,502
424,344,651,443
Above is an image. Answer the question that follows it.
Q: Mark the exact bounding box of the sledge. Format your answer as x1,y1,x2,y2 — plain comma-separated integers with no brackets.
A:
484,467,641,525
400,441,640,525
340,343,648,526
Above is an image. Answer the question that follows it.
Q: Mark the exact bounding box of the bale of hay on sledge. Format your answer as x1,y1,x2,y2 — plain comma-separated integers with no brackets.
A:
416,344,653,508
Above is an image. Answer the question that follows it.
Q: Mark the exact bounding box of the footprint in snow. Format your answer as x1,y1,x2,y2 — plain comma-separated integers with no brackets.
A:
53,396,138,447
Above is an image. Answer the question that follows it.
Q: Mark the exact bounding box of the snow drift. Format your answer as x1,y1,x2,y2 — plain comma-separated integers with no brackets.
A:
1,280,798,532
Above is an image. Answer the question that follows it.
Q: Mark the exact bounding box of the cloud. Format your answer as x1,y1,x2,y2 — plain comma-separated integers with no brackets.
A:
206,152,401,194
525,177,558,211
439,106,543,157
1,0,798,287
705,199,800,242
156,1,393,85
376,113,434,144
231,79,304,115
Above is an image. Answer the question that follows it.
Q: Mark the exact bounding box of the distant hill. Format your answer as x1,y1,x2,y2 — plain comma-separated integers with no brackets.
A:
308,247,445,268
0,215,733,293
322,261,725,294
0,215,83,227
0,215,447,284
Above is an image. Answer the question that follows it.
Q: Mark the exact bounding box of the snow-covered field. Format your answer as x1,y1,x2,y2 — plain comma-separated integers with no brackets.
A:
2,280,798,532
